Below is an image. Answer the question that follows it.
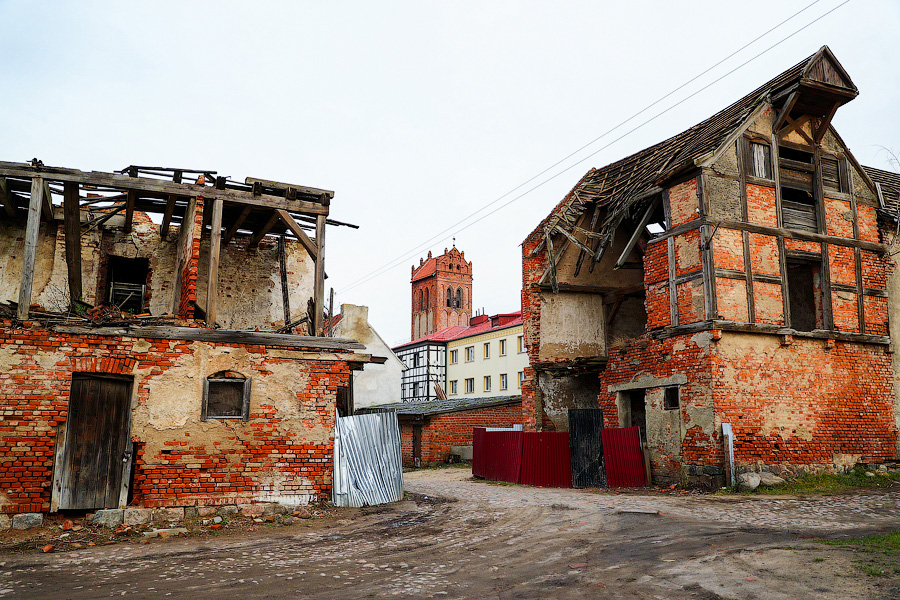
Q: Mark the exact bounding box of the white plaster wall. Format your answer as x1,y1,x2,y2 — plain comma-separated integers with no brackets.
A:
446,325,527,399
332,304,405,409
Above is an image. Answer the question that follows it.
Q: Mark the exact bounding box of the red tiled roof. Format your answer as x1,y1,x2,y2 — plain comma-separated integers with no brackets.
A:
411,257,437,282
393,311,523,350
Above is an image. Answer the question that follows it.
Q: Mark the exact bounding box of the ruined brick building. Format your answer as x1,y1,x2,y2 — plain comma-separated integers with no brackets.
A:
0,161,375,514
522,47,900,485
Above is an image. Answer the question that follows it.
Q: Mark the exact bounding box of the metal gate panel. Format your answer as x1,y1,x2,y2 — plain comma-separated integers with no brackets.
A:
568,409,605,488
520,432,571,488
472,428,486,478
601,426,646,488
483,431,524,483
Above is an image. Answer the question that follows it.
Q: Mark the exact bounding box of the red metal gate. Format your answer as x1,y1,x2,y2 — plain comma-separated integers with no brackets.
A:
473,430,571,488
601,426,646,487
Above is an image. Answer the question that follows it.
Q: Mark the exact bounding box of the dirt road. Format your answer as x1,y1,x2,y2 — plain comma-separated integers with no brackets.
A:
2,467,899,599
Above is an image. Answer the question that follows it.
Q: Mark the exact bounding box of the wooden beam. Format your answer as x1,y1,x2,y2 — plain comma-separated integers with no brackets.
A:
124,190,137,233
813,101,841,144
276,209,317,259
41,181,54,221
205,198,223,328
614,196,659,269
223,205,252,246
314,214,326,335
247,211,280,248
279,235,291,328
244,176,334,200
0,177,15,218
18,178,44,319
160,195,176,239
63,182,82,308
0,161,329,215
772,90,799,134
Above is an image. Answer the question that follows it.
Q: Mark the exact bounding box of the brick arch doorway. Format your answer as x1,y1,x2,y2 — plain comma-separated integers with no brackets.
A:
51,373,134,511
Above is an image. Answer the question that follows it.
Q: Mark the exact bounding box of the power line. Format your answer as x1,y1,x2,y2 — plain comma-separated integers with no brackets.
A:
338,0,848,295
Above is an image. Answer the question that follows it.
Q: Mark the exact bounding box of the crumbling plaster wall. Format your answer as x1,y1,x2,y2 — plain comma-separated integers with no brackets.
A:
0,324,349,513
195,236,314,330
536,372,604,432
0,220,102,309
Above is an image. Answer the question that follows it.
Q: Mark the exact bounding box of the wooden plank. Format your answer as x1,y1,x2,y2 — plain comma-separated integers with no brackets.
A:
159,196,176,239
63,182,82,308
244,176,334,200
0,177,16,218
17,178,44,319
279,235,291,327
314,214,326,335
223,205,252,246
614,196,659,269
123,190,136,233
41,181,54,221
0,161,329,215
652,319,890,346
276,209,317,258
248,211,280,248
206,198,223,328
52,324,368,350
772,90,799,134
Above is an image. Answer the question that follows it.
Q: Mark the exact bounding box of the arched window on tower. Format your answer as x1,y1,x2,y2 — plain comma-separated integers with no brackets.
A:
456,287,463,309
446,287,453,307
424,287,429,310
417,289,423,312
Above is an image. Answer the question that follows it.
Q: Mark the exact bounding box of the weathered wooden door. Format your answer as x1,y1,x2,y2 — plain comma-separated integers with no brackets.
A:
52,374,134,510
412,425,422,467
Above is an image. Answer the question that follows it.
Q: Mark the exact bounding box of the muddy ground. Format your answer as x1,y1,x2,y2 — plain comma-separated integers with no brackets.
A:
1,466,899,599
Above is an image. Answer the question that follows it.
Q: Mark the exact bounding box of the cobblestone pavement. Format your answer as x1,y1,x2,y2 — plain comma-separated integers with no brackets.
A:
405,467,900,533
1,468,899,599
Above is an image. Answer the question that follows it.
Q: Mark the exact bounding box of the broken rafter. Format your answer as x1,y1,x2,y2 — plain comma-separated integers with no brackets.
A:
0,177,15,218
276,209,317,259
247,211,280,248
614,195,659,269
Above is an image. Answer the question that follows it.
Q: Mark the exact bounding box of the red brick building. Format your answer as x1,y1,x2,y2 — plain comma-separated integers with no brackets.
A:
359,396,522,467
411,246,472,339
521,47,899,485
0,161,372,514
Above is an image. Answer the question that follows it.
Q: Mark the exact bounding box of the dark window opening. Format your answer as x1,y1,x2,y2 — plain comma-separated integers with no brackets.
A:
644,199,669,235
202,371,251,421
787,260,822,332
107,256,149,314
746,141,773,179
778,146,813,164
446,287,453,307
336,386,352,417
664,387,680,410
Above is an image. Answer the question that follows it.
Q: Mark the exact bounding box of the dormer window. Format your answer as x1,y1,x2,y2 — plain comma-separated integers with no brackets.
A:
778,144,818,233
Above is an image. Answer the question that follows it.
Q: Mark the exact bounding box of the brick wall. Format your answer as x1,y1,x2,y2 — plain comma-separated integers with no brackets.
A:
0,322,349,514
399,402,522,466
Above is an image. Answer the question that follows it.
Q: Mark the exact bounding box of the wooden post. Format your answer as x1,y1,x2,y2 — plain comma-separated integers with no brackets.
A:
18,177,44,320
326,288,334,337
314,214,326,335
124,168,137,233
63,182,82,309
279,234,291,328
205,198,223,328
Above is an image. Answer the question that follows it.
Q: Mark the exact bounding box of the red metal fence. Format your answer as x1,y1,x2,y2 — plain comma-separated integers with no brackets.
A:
473,429,571,488
601,426,646,487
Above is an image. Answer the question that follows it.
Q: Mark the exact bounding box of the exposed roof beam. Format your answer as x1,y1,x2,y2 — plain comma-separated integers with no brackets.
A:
247,211,280,248
223,205,252,246
813,101,841,144
277,209,317,259
0,161,329,216
772,90,800,135
245,176,334,200
615,195,660,269
160,195,176,239
41,181,54,221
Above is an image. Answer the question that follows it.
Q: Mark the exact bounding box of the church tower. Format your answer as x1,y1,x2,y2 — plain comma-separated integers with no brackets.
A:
410,246,472,339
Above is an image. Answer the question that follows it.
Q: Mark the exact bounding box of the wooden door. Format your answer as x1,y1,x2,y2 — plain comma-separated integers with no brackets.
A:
412,425,422,467
52,374,134,510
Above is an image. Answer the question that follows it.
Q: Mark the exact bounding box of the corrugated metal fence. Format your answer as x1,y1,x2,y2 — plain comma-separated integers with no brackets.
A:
601,426,646,487
473,428,571,488
332,412,404,507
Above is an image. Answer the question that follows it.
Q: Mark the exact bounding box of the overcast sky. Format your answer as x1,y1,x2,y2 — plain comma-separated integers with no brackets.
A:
2,0,898,345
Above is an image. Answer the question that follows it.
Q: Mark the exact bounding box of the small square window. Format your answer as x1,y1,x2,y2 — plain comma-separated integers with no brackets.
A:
465,378,474,394
465,346,475,362
746,141,772,179
449,380,458,395
499,339,507,356
517,335,525,353
450,349,458,364
483,342,490,359
517,371,524,388
203,373,251,421
664,387,679,411
484,375,491,392
500,373,508,391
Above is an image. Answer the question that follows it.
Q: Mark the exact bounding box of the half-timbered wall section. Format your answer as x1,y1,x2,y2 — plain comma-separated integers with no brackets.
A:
522,46,899,485
0,161,373,514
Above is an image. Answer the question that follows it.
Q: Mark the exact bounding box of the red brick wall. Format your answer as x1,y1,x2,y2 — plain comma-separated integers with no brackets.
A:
400,402,522,466
521,226,548,431
177,196,204,319
0,322,349,513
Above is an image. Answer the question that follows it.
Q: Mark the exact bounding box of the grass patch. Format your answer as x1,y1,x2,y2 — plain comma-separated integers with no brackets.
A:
729,467,900,496
822,530,900,556
857,563,889,577
812,557,826,563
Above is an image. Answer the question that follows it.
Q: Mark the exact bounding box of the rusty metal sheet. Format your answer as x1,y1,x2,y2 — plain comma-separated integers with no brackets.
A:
520,432,571,488
601,426,646,488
